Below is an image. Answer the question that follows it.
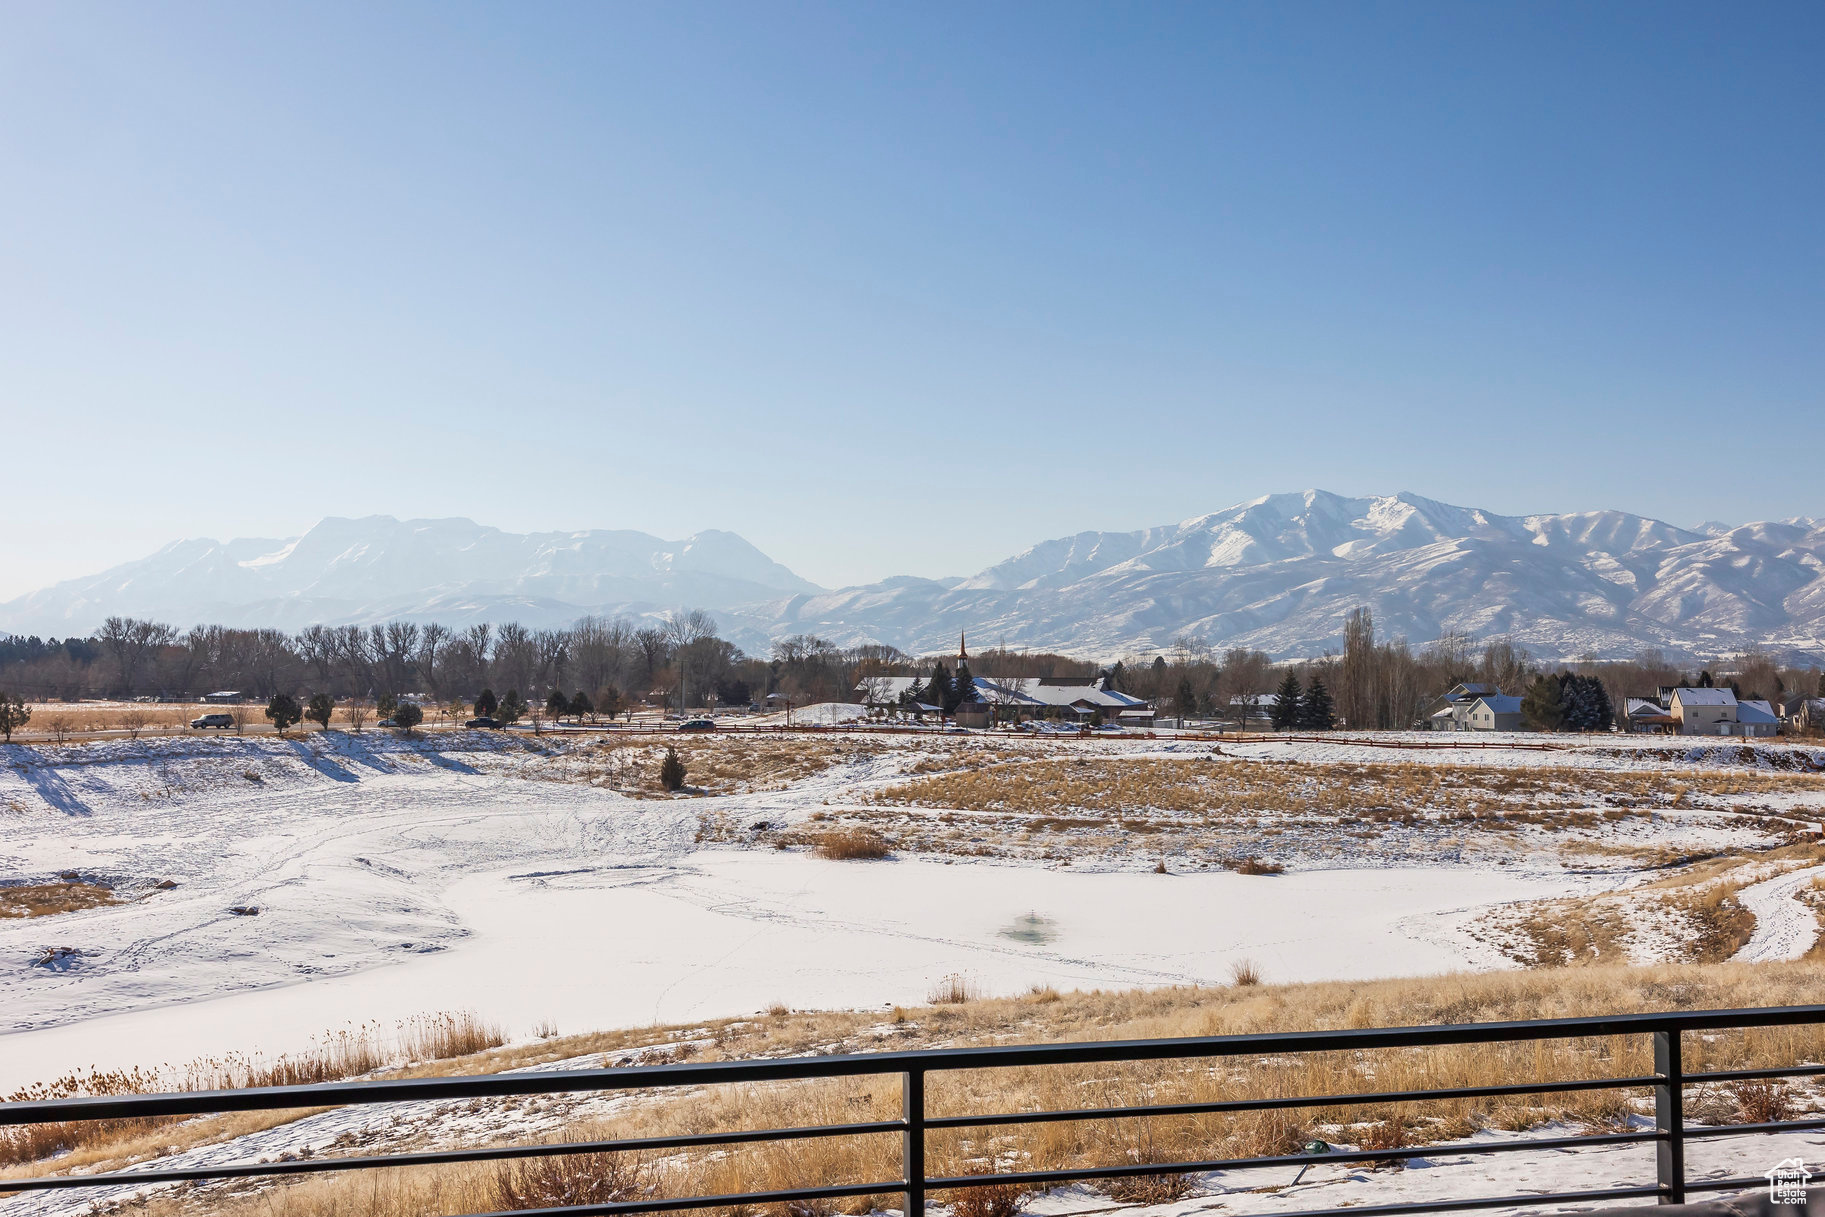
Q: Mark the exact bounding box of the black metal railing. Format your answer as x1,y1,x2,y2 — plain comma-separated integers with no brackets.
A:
4,1005,1824,1216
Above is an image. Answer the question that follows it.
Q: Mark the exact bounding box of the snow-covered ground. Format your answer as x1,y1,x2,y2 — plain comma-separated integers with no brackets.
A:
3,730,1823,1216
0,730,1818,1090
0,731,1599,1090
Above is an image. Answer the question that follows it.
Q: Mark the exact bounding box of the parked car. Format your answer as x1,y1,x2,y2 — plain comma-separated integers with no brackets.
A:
190,713,234,729
376,718,399,728
465,716,500,729
678,718,716,732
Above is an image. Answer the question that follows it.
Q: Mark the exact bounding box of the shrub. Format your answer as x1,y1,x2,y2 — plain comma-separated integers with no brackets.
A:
392,702,424,732
929,973,982,1004
659,747,687,792
1232,856,1285,875
493,1151,649,1209
1732,1078,1795,1124
814,828,889,860
1229,958,1262,986
265,693,302,735
948,1170,1028,1217
305,692,335,731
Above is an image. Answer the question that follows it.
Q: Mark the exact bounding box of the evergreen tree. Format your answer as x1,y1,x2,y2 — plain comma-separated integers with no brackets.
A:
1522,674,1566,731
1270,673,1303,730
376,693,399,722
545,688,571,721
659,746,687,792
265,692,302,735
1817,672,1825,698
952,660,978,710
305,692,335,731
474,688,498,718
1299,677,1336,730
1587,677,1615,731
570,689,594,722
1698,670,1714,688
498,689,527,725
923,662,952,711
1105,661,1126,693
1174,677,1198,721
392,702,424,732
1558,674,1591,731
0,691,31,742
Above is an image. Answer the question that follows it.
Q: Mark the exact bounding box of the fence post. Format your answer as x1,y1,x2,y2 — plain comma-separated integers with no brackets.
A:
1654,1028,1685,1204
903,1068,926,1217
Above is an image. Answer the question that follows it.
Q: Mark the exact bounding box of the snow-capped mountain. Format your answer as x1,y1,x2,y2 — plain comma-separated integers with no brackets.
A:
741,491,1825,661
0,516,821,635
5,494,1824,661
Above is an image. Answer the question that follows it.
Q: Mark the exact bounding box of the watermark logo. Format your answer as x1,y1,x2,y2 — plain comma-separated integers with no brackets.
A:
1767,1157,1811,1205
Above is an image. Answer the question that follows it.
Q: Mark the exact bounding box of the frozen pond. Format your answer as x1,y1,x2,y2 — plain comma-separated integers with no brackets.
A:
0,850,1574,1089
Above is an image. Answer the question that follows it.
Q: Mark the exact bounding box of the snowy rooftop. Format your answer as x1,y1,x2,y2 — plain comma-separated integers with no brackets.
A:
1671,688,1738,707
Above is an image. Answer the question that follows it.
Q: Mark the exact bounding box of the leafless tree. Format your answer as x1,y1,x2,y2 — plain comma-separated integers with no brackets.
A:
343,700,370,732
228,702,254,734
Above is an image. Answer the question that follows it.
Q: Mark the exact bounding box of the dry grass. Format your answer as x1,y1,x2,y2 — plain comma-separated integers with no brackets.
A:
0,879,121,918
1229,958,1263,986
0,1012,502,1170
872,756,1825,821
1230,856,1285,876
929,973,984,1004
56,959,1825,1217
813,828,891,860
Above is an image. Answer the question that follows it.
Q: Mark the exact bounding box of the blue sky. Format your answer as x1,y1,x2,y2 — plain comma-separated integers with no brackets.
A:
3,2,1821,600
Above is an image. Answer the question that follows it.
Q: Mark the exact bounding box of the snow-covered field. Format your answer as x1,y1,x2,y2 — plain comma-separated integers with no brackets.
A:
3,732,1820,1086
0,731,1619,1089
3,729,1825,1215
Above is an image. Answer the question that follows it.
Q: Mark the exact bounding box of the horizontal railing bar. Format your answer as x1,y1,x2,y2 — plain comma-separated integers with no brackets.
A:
925,1073,1666,1128
462,1179,903,1217
0,1119,907,1192
924,1128,1660,1190
11,1005,1825,1126
1684,1117,1825,1140
1685,1063,1825,1084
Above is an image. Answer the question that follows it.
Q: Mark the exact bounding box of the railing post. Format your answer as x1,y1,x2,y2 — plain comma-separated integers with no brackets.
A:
903,1068,925,1217
1654,1027,1685,1205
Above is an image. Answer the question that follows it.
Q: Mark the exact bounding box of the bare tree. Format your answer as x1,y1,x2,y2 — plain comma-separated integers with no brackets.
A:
343,700,370,732
227,702,254,734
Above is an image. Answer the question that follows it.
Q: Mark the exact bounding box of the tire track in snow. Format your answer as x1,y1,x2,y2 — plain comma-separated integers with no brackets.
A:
1731,863,1825,963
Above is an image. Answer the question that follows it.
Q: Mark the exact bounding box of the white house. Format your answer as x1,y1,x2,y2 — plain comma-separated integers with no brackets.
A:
1422,683,1502,731
1665,688,1775,737
1464,694,1524,732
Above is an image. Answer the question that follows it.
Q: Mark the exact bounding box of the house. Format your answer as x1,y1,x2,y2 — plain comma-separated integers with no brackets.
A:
1623,697,1678,733
1779,695,1825,732
1420,683,1501,731
854,674,1148,726
1668,688,1739,735
1737,700,1780,738
1464,695,1524,732
202,690,245,704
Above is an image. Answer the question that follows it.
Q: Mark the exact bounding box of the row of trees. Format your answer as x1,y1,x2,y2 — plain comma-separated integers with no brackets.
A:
0,613,918,713
6,604,1823,732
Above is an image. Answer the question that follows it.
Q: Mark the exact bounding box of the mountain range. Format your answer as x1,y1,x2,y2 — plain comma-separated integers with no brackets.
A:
5,492,1824,662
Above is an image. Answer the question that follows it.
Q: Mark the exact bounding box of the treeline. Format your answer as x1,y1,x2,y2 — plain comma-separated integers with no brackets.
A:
4,606,1821,729
0,613,911,712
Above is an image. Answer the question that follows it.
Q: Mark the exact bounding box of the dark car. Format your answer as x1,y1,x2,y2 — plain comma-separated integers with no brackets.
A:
465,716,500,729
678,718,716,732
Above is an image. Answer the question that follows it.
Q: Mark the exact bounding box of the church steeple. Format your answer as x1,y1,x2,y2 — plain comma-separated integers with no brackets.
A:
958,631,967,663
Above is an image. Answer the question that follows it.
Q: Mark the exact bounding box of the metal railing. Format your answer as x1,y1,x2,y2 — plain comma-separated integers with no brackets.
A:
4,1006,1823,1216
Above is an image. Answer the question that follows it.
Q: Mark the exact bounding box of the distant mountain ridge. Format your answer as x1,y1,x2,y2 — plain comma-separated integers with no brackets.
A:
0,516,821,636
738,490,1825,662
5,494,1824,661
